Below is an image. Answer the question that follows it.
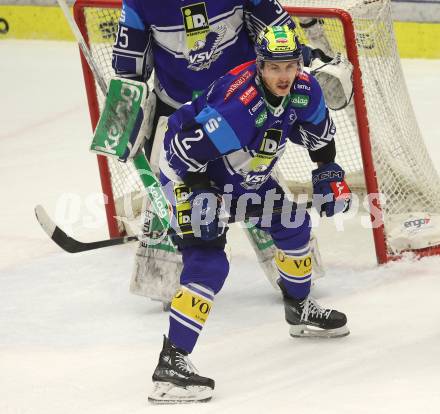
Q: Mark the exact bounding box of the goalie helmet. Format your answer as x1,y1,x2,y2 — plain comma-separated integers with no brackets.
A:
255,25,302,64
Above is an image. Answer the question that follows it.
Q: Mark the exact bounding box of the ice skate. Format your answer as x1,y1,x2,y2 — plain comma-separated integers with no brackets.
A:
282,291,349,338
148,336,214,404
284,295,349,338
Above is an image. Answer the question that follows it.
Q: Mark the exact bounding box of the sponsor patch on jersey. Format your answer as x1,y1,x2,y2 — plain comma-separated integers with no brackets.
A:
255,110,267,128
181,2,210,50
258,128,282,156
224,70,253,100
295,83,311,91
239,85,258,106
248,98,264,115
195,106,241,153
291,94,310,108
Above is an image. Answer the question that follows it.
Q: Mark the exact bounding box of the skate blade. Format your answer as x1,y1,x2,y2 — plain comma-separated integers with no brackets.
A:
289,324,350,338
148,381,213,404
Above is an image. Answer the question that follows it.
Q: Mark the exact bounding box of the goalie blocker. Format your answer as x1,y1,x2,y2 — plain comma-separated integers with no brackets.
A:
91,78,156,162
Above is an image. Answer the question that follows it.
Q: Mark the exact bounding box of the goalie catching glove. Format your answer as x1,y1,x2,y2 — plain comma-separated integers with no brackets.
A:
312,162,352,217
309,51,353,111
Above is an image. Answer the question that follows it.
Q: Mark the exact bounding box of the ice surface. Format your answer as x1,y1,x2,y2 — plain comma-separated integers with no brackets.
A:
1,41,440,413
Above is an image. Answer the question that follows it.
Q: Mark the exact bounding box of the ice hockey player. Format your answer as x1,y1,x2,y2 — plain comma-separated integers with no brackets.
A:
148,25,352,404
112,0,348,301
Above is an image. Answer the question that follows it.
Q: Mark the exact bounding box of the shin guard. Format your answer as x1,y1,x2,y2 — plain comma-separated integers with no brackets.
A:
275,244,312,300
168,283,214,353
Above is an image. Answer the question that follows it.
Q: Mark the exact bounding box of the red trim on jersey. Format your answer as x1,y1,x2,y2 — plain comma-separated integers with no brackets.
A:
297,71,310,82
229,60,256,75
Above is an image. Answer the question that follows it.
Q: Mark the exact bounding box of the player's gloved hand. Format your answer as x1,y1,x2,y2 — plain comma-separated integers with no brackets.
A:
173,181,225,241
312,162,352,217
190,187,226,240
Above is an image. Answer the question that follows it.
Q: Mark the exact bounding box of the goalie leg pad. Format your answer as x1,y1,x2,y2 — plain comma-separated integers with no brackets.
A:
130,241,183,304
144,95,176,161
149,115,168,174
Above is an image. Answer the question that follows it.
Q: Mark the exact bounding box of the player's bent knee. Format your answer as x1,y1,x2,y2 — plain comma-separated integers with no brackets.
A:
180,247,229,294
269,212,311,251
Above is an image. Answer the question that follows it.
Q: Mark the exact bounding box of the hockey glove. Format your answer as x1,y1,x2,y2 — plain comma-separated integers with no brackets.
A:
312,162,352,217
173,183,225,241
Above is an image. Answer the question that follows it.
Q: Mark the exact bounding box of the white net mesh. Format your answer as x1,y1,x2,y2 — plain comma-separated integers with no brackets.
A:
80,6,146,230
282,0,440,250
76,0,440,255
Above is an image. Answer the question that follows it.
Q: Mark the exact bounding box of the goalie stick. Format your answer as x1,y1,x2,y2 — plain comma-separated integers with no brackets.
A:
35,201,313,254
56,0,107,95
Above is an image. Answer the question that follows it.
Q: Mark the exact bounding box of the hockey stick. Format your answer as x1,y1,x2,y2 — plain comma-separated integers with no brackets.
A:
35,201,313,254
56,0,107,95
35,205,138,253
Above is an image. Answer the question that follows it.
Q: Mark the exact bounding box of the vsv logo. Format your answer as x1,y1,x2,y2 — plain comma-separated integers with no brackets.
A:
182,3,226,71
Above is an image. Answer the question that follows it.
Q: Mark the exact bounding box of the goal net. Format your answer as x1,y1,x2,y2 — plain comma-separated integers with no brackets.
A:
73,0,440,263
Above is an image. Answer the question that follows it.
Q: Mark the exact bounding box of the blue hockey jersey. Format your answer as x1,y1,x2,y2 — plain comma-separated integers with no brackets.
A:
160,61,336,198
112,0,294,107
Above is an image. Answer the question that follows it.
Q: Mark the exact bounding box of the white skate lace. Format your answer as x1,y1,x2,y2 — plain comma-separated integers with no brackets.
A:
175,353,198,375
300,296,332,322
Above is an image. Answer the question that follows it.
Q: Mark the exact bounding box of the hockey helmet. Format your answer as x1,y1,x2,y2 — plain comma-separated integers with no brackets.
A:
255,25,302,64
